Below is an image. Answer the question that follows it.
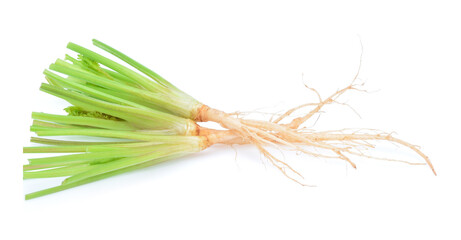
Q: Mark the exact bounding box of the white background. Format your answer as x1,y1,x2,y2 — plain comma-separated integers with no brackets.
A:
1,0,460,239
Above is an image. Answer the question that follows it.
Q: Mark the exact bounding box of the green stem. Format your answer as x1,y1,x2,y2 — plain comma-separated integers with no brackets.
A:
25,154,184,200
63,145,192,184
40,83,191,132
30,126,183,141
49,63,193,118
32,112,136,131
44,69,152,111
30,137,135,146
92,39,174,89
24,145,90,153
24,164,93,179
67,42,161,93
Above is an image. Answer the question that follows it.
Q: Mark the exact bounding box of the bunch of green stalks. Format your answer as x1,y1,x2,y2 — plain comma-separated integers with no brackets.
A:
23,39,436,200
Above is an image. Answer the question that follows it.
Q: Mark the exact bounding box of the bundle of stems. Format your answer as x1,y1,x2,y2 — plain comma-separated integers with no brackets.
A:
23,39,436,200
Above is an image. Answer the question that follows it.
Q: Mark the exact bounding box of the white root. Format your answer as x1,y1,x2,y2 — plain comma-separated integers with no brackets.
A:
196,43,435,183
